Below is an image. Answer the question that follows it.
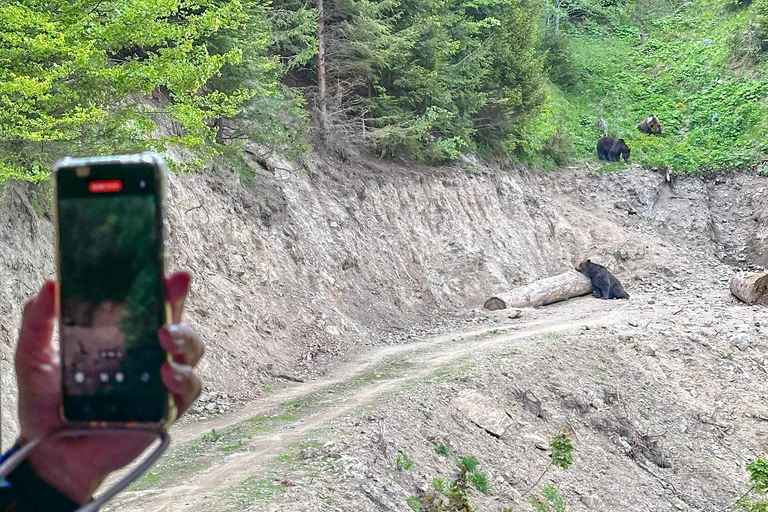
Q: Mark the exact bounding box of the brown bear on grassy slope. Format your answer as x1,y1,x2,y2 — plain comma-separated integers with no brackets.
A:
637,114,661,135
597,137,630,162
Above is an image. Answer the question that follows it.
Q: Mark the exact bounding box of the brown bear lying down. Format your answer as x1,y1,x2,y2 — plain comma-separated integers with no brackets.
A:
637,114,661,135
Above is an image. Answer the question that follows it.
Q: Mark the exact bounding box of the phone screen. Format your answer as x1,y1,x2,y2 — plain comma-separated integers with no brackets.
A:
56,161,167,423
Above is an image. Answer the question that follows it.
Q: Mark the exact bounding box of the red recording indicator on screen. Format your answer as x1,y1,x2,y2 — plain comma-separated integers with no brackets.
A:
89,180,123,193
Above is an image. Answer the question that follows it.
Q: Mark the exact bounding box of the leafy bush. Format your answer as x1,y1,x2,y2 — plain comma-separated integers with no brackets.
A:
551,432,574,469
540,32,581,91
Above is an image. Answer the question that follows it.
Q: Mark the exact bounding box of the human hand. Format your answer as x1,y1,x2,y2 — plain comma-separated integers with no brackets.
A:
15,270,204,503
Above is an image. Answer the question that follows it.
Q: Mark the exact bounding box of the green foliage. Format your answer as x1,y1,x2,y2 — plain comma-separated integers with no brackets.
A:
202,429,224,443
748,460,768,493
407,496,421,510
457,456,480,473
397,452,415,471
467,470,490,494
435,442,450,456
0,0,302,183
304,0,546,160
539,31,580,91
739,459,768,511
432,477,447,493
532,0,768,173
531,484,568,512
550,432,574,470
418,457,490,511
9,0,768,173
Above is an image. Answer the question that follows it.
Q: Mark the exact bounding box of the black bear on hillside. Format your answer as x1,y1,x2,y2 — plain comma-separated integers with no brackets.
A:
597,137,630,162
576,260,630,300
637,114,661,135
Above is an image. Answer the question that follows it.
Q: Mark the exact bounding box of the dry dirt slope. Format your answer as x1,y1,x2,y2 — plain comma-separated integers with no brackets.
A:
3,159,768,511
106,278,768,512
0,157,695,441
101,162,768,512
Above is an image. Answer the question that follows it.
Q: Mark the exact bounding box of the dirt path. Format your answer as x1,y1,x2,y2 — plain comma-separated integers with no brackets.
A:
106,301,630,512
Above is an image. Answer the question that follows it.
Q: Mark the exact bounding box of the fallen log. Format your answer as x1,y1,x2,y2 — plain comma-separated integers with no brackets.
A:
485,271,593,309
483,297,507,311
730,270,768,305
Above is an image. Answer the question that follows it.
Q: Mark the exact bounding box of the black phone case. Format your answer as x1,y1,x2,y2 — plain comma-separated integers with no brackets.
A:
52,152,176,427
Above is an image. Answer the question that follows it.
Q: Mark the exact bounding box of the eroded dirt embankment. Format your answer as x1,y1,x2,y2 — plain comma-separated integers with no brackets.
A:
1,158,766,447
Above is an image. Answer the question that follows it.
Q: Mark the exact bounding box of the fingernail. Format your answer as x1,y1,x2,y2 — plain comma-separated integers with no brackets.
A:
168,361,187,381
37,281,56,314
167,325,186,346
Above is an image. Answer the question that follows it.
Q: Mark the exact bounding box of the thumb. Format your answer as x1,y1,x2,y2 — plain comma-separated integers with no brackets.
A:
16,280,58,369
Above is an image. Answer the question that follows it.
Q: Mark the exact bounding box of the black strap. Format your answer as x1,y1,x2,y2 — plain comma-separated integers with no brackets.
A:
5,461,80,512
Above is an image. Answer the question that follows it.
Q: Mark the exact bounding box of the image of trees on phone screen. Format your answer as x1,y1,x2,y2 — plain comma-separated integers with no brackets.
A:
58,194,165,406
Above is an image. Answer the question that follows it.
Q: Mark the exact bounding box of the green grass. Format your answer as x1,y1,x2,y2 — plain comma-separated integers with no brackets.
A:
236,476,285,503
529,0,768,173
247,414,297,422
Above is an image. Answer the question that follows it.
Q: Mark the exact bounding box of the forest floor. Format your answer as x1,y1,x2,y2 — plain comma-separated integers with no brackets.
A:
105,260,768,512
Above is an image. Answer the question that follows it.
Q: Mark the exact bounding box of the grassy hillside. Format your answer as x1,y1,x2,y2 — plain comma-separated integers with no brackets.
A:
526,0,768,173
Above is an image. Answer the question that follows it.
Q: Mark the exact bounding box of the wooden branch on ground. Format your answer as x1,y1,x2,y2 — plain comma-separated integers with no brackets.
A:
485,271,593,309
730,270,768,305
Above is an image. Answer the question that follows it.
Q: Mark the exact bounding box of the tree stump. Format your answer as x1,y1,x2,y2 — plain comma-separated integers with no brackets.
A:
485,271,594,309
730,270,768,305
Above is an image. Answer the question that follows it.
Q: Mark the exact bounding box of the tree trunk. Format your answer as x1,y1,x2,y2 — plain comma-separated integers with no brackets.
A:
730,270,768,305
316,0,327,139
485,271,593,309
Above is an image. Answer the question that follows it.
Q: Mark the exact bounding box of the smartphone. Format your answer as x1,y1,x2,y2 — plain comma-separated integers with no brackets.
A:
53,153,175,425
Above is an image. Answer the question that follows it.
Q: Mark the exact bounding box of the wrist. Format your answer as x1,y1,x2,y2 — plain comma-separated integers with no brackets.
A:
2,443,85,512
26,447,104,505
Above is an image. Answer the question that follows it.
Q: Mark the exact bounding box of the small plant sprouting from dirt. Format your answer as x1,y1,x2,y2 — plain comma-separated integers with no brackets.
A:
523,432,574,496
435,442,450,456
415,456,491,511
458,455,480,473
202,429,224,443
531,484,568,512
737,459,768,511
397,452,415,471
468,470,490,494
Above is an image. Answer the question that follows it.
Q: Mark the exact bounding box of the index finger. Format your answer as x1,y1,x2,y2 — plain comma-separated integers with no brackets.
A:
165,270,192,324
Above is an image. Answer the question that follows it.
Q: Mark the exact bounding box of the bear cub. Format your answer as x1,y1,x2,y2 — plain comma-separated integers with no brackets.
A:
597,137,630,162
637,114,661,135
576,260,630,300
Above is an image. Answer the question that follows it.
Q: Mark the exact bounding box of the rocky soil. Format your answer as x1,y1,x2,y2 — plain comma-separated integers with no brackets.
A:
3,156,768,511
